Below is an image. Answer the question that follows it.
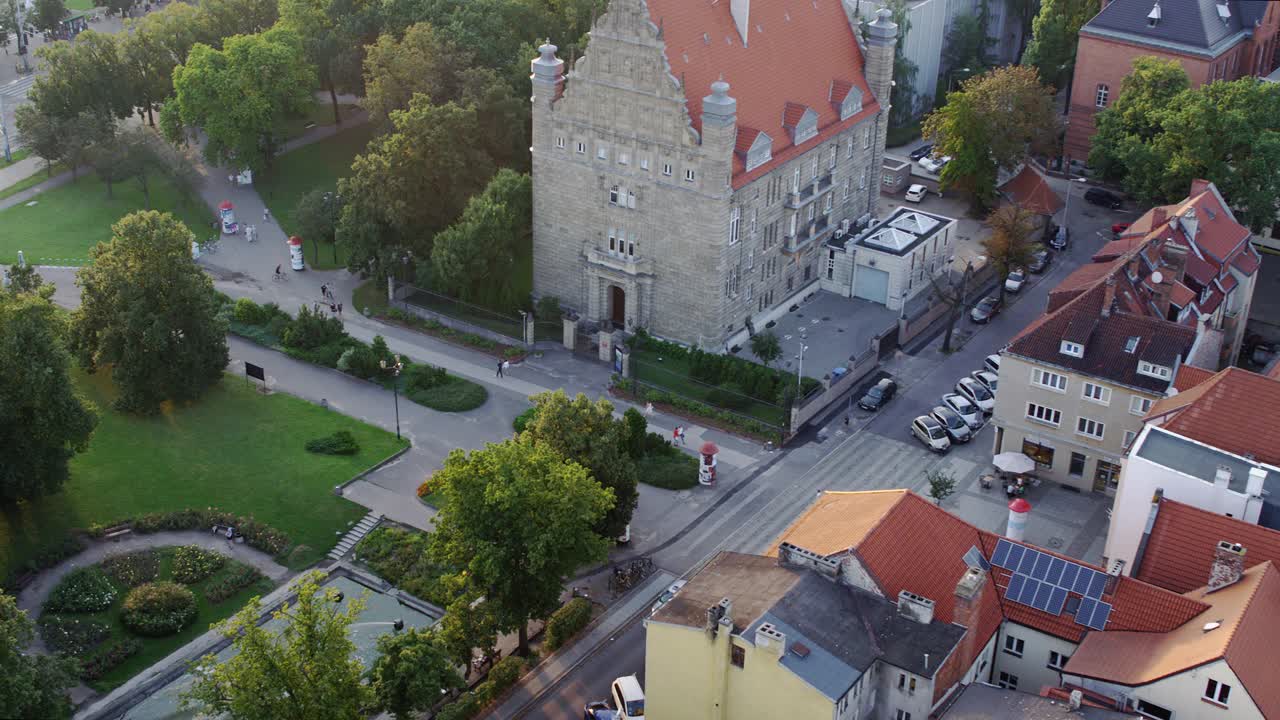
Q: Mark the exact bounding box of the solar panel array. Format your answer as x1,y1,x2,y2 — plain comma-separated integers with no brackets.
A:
989,539,1112,629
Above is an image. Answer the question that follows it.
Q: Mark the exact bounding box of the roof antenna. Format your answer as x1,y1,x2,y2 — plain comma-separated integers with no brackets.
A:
657,17,664,40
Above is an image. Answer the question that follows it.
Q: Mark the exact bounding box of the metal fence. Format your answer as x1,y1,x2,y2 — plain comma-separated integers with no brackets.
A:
394,283,524,342
629,356,790,430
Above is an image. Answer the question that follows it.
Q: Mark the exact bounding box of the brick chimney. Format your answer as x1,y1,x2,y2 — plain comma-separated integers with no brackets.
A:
1101,275,1117,317
1150,207,1168,229
951,568,987,679
1207,540,1246,591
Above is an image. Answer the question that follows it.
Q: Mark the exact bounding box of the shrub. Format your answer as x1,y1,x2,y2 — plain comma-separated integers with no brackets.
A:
121,582,198,637
45,567,116,613
405,376,488,413
305,430,360,455
622,407,647,459
354,527,449,606
637,451,700,490
435,692,481,720
101,550,159,588
171,545,227,584
405,362,448,391
512,406,538,433
545,598,592,651
39,615,112,656
79,638,142,681
127,509,291,557
489,655,526,689
281,305,347,351
233,297,266,324
205,561,266,603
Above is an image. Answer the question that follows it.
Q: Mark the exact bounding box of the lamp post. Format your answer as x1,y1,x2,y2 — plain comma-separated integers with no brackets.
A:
796,343,809,391
380,354,403,440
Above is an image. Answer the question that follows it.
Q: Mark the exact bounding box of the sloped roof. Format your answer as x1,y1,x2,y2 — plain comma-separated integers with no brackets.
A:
999,165,1064,216
1172,363,1215,391
1065,561,1280,720
1134,498,1280,593
645,0,880,187
1148,367,1280,467
1083,0,1259,53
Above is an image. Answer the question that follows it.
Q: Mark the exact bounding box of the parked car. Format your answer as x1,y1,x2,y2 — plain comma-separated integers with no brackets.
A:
1028,249,1051,274
905,184,928,203
955,377,995,414
585,701,618,720
971,370,999,395
1112,222,1131,237
984,354,1001,375
611,676,646,720
919,155,951,174
942,393,984,430
858,377,898,411
650,580,688,616
1049,223,1069,250
930,406,972,444
912,416,951,453
970,295,1002,323
1085,187,1123,209
909,143,934,161
1004,268,1026,294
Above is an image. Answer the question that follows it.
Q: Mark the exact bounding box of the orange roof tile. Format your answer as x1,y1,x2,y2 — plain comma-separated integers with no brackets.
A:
645,0,879,188
1149,367,1280,467
767,490,905,558
1172,363,1215,392
1136,499,1280,593
999,165,1063,216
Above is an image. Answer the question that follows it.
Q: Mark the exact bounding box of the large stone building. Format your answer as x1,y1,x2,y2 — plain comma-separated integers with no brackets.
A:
530,0,896,348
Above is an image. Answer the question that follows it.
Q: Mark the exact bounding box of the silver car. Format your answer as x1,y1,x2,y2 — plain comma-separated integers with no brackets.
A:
930,406,972,443
955,377,995,414
942,393,983,430
971,370,998,395
912,416,951,453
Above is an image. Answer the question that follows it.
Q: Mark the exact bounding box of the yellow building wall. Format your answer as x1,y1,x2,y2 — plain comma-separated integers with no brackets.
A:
645,621,835,720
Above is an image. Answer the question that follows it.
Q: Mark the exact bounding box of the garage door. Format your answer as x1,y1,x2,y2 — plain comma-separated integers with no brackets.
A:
854,265,890,305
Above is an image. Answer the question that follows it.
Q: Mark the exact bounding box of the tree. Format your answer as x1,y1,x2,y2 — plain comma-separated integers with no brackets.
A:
69,211,229,414
435,582,498,674
195,0,278,41
163,27,315,173
926,261,974,353
0,293,97,504
427,437,613,653
942,13,994,79
983,204,1040,301
29,0,66,32
337,98,495,276
523,390,637,541
61,111,110,179
0,592,78,719
95,0,134,18
1021,0,1095,91
1088,56,1190,179
621,406,647,460
121,4,203,126
361,22,469,127
459,67,529,171
925,93,997,210
750,331,782,368
279,0,354,125
369,628,464,719
29,31,133,122
4,263,50,297
295,188,346,266
14,106,65,176
429,169,530,309
926,468,956,505
182,571,373,720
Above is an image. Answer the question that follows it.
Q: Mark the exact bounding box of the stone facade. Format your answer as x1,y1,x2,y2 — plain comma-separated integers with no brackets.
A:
530,0,895,348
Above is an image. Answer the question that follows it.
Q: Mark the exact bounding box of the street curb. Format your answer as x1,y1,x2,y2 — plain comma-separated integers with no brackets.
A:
334,444,413,495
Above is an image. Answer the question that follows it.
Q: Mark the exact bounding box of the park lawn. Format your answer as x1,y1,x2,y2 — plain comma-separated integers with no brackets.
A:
0,371,408,580
0,172,209,266
283,100,361,140
64,0,95,10
631,348,791,427
258,122,376,270
0,147,31,168
0,161,69,202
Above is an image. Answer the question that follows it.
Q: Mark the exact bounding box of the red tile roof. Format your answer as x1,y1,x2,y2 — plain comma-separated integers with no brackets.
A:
1181,185,1252,262
1134,498,1280,593
1148,367,1280,467
1092,238,1146,262
645,0,879,188
1232,249,1260,276
999,165,1063,216
1169,281,1196,308
1172,364,1215,392
1225,562,1280,719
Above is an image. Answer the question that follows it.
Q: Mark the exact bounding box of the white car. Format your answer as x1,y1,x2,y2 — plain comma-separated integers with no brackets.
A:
650,580,687,616
955,377,996,414
919,155,951,174
971,370,999,395
1004,269,1026,294
911,416,951,453
942,393,983,430
905,184,928,203
984,354,1001,375
611,675,646,720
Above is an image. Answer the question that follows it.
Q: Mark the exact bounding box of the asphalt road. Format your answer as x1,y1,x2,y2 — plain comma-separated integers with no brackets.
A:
514,187,1131,719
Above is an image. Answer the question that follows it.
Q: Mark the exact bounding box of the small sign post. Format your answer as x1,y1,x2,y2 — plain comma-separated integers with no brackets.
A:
245,362,266,393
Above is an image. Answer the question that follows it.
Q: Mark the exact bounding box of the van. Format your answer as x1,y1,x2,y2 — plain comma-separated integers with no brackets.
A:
611,675,645,719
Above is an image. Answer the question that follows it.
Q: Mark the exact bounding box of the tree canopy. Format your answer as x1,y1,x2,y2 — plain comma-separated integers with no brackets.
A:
429,169,531,309
427,437,613,652
983,204,1041,300
1021,0,1096,89
1088,55,1191,178
69,211,229,414
0,291,97,504
0,592,78,719
29,31,133,122
183,572,372,720
369,628,464,719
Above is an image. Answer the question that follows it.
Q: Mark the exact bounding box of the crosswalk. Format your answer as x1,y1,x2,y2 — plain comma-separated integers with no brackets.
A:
0,75,36,99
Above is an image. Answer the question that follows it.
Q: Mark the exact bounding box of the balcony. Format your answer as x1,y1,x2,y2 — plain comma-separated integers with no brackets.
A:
787,183,816,208
783,218,835,255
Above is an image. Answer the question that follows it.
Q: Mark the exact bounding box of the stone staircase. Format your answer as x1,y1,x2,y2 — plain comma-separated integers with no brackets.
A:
328,512,382,561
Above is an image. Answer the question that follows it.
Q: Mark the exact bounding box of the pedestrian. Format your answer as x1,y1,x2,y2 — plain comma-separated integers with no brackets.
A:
672,426,680,444
329,302,337,314
644,401,654,416
320,284,327,299
496,359,504,378
337,302,343,316
679,427,688,446
263,207,270,221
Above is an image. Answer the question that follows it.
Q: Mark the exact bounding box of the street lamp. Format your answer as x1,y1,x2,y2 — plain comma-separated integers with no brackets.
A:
796,343,809,391
380,354,403,440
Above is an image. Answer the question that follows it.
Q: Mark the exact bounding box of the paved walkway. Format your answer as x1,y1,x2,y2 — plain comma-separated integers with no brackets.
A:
0,155,45,189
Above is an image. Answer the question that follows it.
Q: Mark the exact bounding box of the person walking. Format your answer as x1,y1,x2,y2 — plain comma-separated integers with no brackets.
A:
263,207,271,221
496,359,504,378
320,284,328,300
337,302,343,317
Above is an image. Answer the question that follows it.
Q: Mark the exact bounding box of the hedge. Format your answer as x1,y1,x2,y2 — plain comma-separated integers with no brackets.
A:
435,655,527,720
512,406,537,433
107,509,291,558
305,430,360,455
544,597,592,651
613,376,782,439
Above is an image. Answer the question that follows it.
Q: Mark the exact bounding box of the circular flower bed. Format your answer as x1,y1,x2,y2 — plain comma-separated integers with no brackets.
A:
172,545,226,584
120,582,198,637
45,567,117,613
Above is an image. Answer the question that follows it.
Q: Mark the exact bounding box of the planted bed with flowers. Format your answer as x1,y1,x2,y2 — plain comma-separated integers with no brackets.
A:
38,546,274,691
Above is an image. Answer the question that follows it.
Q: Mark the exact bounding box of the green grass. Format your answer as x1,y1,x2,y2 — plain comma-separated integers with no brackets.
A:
0,161,68,202
402,375,488,412
631,349,790,426
283,100,361,140
401,288,523,340
0,147,31,167
0,372,408,580
258,123,377,270
0,172,210,266
64,0,95,10
43,547,276,692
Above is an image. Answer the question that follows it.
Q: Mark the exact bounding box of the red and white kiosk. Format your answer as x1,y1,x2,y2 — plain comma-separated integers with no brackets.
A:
217,200,239,235
699,441,719,486
287,236,305,271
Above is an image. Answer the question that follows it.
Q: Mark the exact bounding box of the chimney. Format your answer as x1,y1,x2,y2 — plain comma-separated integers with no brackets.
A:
754,622,786,655
1150,207,1167,229
1247,467,1266,498
953,568,986,629
1101,275,1117,317
897,590,936,625
1213,465,1232,493
1069,690,1083,710
705,597,733,635
701,80,737,129
530,42,565,106
730,0,750,46
1208,541,1246,591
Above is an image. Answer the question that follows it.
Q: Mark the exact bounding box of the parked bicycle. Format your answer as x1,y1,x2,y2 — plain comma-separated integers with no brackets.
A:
200,237,220,254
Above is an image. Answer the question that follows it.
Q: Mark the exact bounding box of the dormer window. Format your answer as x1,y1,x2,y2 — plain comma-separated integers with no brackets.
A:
1060,341,1084,358
743,130,773,172
838,86,863,121
1138,361,1171,380
783,102,819,146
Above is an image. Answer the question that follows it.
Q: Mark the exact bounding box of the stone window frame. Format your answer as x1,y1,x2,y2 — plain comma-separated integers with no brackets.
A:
640,157,650,171
597,145,609,160
662,162,673,177
684,168,696,183
555,136,565,149
729,206,741,245
576,142,587,154
1095,84,1109,108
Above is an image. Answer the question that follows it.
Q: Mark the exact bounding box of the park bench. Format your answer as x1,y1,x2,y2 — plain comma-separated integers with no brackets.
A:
212,524,245,543
102,524,132,541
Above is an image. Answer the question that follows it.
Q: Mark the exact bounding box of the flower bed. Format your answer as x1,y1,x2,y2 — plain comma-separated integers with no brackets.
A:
45,567,117,613
353,526,449,606
80,639,142,682
38,615,112,656
121,582,198,637
101,550,160,588
205,561,265,604
171,546,226,584
116,509,291,558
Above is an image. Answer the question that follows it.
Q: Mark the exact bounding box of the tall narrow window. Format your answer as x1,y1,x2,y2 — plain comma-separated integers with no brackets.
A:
729,206,741,245
609,186,620,206
847,136,854,158
828,145,837,169
843,179,850,199
627,190,636,209
555,137,565,149
1095,84,1109,108
608,228,617,252
793,169,801,192
684,168,696,182
863,126,871,148
750,208,758,236
860,168,867,189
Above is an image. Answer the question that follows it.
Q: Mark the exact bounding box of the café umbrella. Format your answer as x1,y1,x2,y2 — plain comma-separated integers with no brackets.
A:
993,451,1036,474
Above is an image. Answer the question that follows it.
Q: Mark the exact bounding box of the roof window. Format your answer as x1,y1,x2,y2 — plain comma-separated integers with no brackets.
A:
1137,361,1171,380
1060,341,1084,358
1124,336,1140,354
1147,1,1161,26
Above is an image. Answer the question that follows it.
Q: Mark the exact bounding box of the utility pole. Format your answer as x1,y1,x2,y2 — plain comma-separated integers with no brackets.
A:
15,0,30,74
0,93,11,164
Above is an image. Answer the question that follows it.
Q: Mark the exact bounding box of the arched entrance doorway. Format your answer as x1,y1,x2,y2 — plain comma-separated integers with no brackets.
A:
609,285,626,329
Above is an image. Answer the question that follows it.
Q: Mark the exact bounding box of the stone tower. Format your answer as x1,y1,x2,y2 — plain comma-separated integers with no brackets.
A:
863,7,898,216
700,81,737,197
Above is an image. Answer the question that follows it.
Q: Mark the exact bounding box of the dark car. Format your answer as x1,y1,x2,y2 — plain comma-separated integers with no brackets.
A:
858,378,898,411
1028,249,1051,274
930,406,972,444
1085,187,1123,209
909,143,934,161
970,295,1002,323
1112,222,1131,236
1049,223,1069,250
584,701,618,720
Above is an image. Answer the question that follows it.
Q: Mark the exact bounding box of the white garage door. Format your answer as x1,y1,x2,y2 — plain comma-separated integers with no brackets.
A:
854,265,890,305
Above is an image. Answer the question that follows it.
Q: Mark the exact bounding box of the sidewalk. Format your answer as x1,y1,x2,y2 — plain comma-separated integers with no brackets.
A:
0,154,44,189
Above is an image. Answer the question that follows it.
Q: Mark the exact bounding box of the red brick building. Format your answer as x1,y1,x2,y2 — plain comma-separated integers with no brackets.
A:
1064,0,1280,164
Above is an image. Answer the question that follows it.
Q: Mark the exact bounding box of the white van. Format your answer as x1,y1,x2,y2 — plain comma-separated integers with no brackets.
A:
611,675,645,719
